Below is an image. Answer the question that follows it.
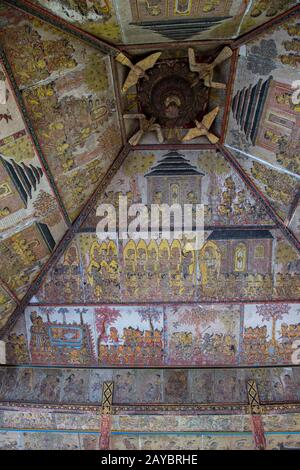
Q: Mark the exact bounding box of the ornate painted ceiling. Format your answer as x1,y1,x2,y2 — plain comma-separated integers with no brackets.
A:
0,0,299,452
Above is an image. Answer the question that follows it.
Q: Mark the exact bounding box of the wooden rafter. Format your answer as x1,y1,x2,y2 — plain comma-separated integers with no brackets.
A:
0,279,20,305
110,57,127,146
132,143,216,151
220,48,238,144
2,0,123,57
0,144,131,338
118,39,234,53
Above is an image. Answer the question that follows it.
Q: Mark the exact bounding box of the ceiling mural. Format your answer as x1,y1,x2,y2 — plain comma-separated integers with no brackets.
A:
80,150,274,229
0,285,16,329
0,407,300,449
110,432,300,451
4,302,300,367
231,151,299,221
0,57,67,329
28,229,299,304
225,14,300,202
23,0,300,44
29,0,123,43
26,149,298,307
0,4,122,221
1,366,300,404
0,0,299,453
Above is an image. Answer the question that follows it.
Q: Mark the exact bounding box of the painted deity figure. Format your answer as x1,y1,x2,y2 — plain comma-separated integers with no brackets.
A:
30,312,52,359
123,241,137,297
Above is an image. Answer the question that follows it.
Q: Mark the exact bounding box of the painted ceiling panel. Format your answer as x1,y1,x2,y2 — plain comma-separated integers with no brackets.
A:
0,364,300,449
0,6,123,221
0,61,67,239
1,365,300,404
0,222,57,299
28,149,299,310
0,55,67,325
29,0,122,43
0,285,16,329
239,0,300,35
81,149,274,229
231,151,299,221
22,1,300,44
29,228,299,303
0,409,298,434
0,1,299,449
226,13,300,178
4,302,300,367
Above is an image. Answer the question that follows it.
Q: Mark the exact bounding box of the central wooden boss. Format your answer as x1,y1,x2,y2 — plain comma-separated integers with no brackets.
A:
138,60,209,129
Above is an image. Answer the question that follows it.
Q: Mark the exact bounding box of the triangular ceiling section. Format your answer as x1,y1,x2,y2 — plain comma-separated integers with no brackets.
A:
225,11,300,230
0,3,123,222
228,151,299,222
0,57,67,330
17,0,300,44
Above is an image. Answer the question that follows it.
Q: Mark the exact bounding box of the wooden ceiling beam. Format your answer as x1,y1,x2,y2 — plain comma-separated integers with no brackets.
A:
0,143,131,338
118,39,234,53
220,48,238,144
0,279,20,305
110,57,127,146
132,143,216,151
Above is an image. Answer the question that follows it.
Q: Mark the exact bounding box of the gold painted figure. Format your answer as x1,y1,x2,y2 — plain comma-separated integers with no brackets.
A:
188,47,233,88
123,114,164,145
182,106,220,143
116,52,162,93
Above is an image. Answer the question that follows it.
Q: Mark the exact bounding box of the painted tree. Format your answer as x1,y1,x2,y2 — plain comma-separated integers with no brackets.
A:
276,241,298,269
256,304,290,348
179,306,217,340
74,307,89,324
137,307,161,335
95,307,121,344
